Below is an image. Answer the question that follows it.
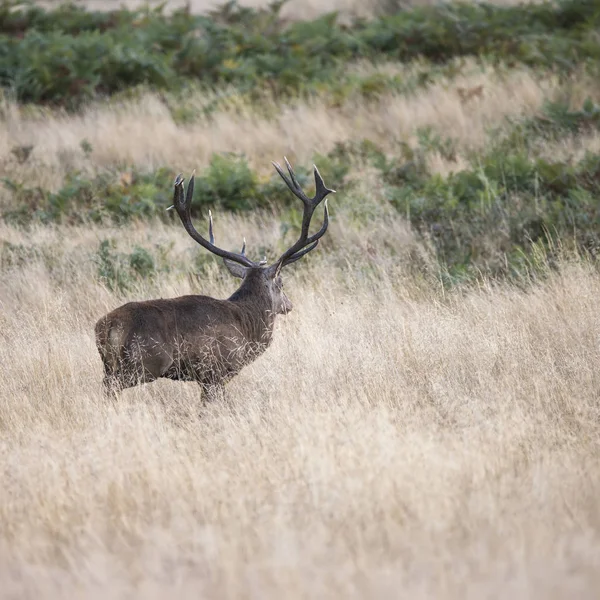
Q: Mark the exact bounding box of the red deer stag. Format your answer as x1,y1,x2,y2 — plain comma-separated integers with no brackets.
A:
95,159,335,399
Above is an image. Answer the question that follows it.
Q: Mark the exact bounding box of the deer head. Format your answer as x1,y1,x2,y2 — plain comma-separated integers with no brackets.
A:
170,158,335,315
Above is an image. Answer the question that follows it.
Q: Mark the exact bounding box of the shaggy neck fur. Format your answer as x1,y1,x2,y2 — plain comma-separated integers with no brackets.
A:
228,269,277,346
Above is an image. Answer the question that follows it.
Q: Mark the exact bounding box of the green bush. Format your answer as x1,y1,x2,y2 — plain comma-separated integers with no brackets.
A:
380,100,600,279
0,153,333,224
0,0,599,108
192,153,262,212
95,239,161,292
2,167,174,224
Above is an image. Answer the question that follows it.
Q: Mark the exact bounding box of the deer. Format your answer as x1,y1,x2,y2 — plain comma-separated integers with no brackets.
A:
95,158,335,401
456,84,485,105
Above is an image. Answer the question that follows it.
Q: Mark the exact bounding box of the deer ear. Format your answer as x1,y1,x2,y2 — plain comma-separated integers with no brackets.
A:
223,258,248,279
264,262,282,279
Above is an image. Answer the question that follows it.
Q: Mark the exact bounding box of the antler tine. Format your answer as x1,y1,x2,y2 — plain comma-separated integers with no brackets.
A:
282,240,319,266
273,159,335,269
305,198,329,243
240,237,266,265
284,156,306,200
313,164,336,198
185,169,196,206
282,199,329,264
272,157,311,205
172,173,256,269
208,210,215,245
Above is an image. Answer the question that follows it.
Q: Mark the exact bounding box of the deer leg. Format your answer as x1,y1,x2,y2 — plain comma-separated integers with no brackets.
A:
100,361,123,397
100,353,160,396
199,382,225,403
101,367,143,397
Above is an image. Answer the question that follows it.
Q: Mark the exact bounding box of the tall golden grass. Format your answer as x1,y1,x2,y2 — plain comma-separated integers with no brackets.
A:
2,193,600,597
2,34,600,597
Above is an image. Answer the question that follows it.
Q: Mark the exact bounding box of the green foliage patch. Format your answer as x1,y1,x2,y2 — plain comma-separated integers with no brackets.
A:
0,152,333,224
95,238,160,292
0,0,598,107
377,98,600,281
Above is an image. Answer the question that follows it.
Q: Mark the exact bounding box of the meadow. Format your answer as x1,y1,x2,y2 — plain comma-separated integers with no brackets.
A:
1,0,600,597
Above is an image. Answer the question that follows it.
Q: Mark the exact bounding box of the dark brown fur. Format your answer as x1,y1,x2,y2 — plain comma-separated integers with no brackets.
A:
95,269,291,398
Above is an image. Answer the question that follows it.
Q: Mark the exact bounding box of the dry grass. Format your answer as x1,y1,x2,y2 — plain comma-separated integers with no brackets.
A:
535,130,600,164
36,0,550,21
2,204,600,597
0,65,570,195
2,8,600,591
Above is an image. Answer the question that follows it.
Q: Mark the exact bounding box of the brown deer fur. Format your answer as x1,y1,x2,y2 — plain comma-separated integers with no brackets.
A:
95,159,334,399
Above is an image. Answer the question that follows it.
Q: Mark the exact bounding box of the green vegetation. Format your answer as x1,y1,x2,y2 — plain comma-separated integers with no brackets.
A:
95,238,164,292
2,155,278,225
1,0,600,286
0,0,598,107
3,96,600,282
379,98,600,281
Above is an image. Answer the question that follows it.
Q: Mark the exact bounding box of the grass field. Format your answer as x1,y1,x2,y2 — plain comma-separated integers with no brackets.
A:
3,216,600,597
1,0,600,597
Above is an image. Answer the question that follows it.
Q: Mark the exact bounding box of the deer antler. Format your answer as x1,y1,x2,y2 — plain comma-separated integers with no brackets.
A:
272,157,335,269
172,173,261,268
172,160,334,272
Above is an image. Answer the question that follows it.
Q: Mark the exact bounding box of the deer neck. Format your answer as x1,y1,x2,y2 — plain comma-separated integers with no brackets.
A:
228,276,277,343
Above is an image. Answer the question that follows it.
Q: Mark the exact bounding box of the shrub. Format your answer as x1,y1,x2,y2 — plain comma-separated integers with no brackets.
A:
95,239,160,292
0,0,598,108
